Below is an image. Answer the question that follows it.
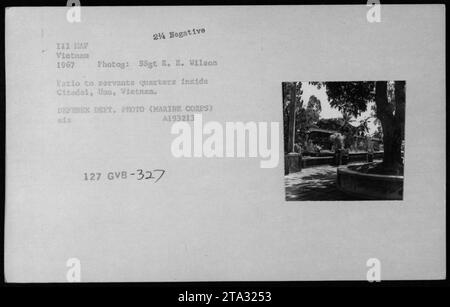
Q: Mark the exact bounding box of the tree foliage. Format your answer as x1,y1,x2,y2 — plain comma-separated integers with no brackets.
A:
325,82,375,118
312,80,405,172
282,83,322,152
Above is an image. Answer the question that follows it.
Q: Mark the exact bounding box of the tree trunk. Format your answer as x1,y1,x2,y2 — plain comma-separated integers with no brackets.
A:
287,83,297,153
375,81,404,172
393,81,405,165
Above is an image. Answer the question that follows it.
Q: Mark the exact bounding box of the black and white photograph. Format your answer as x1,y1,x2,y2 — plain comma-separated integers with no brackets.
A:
283,81,405,201
1,1,446,292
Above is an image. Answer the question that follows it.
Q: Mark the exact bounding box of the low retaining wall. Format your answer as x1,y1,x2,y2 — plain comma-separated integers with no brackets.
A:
348,151,384,163
336,164,403,200
348,152,368,163
302,156,334,168
284,151,384,174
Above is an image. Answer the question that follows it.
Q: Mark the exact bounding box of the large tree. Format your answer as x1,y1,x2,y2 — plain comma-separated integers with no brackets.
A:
375,81,405,171
312,81,405,172
296,95,322,142
282,82,303,153
283,83,322,153
306,95,322,123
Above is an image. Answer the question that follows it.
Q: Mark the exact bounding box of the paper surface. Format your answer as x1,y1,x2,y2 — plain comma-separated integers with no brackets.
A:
4,5,446,282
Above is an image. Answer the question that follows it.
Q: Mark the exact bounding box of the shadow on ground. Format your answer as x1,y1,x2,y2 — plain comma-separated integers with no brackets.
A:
285,165,361,201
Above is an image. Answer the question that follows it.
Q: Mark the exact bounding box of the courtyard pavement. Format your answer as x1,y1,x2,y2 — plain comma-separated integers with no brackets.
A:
284,161,381,201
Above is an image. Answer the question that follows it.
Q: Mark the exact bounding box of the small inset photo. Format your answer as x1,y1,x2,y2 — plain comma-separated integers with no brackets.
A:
282,81,405,201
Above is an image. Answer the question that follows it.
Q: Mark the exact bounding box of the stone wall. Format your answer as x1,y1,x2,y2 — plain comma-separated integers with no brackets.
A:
284,151,384,174
336,165,403,200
